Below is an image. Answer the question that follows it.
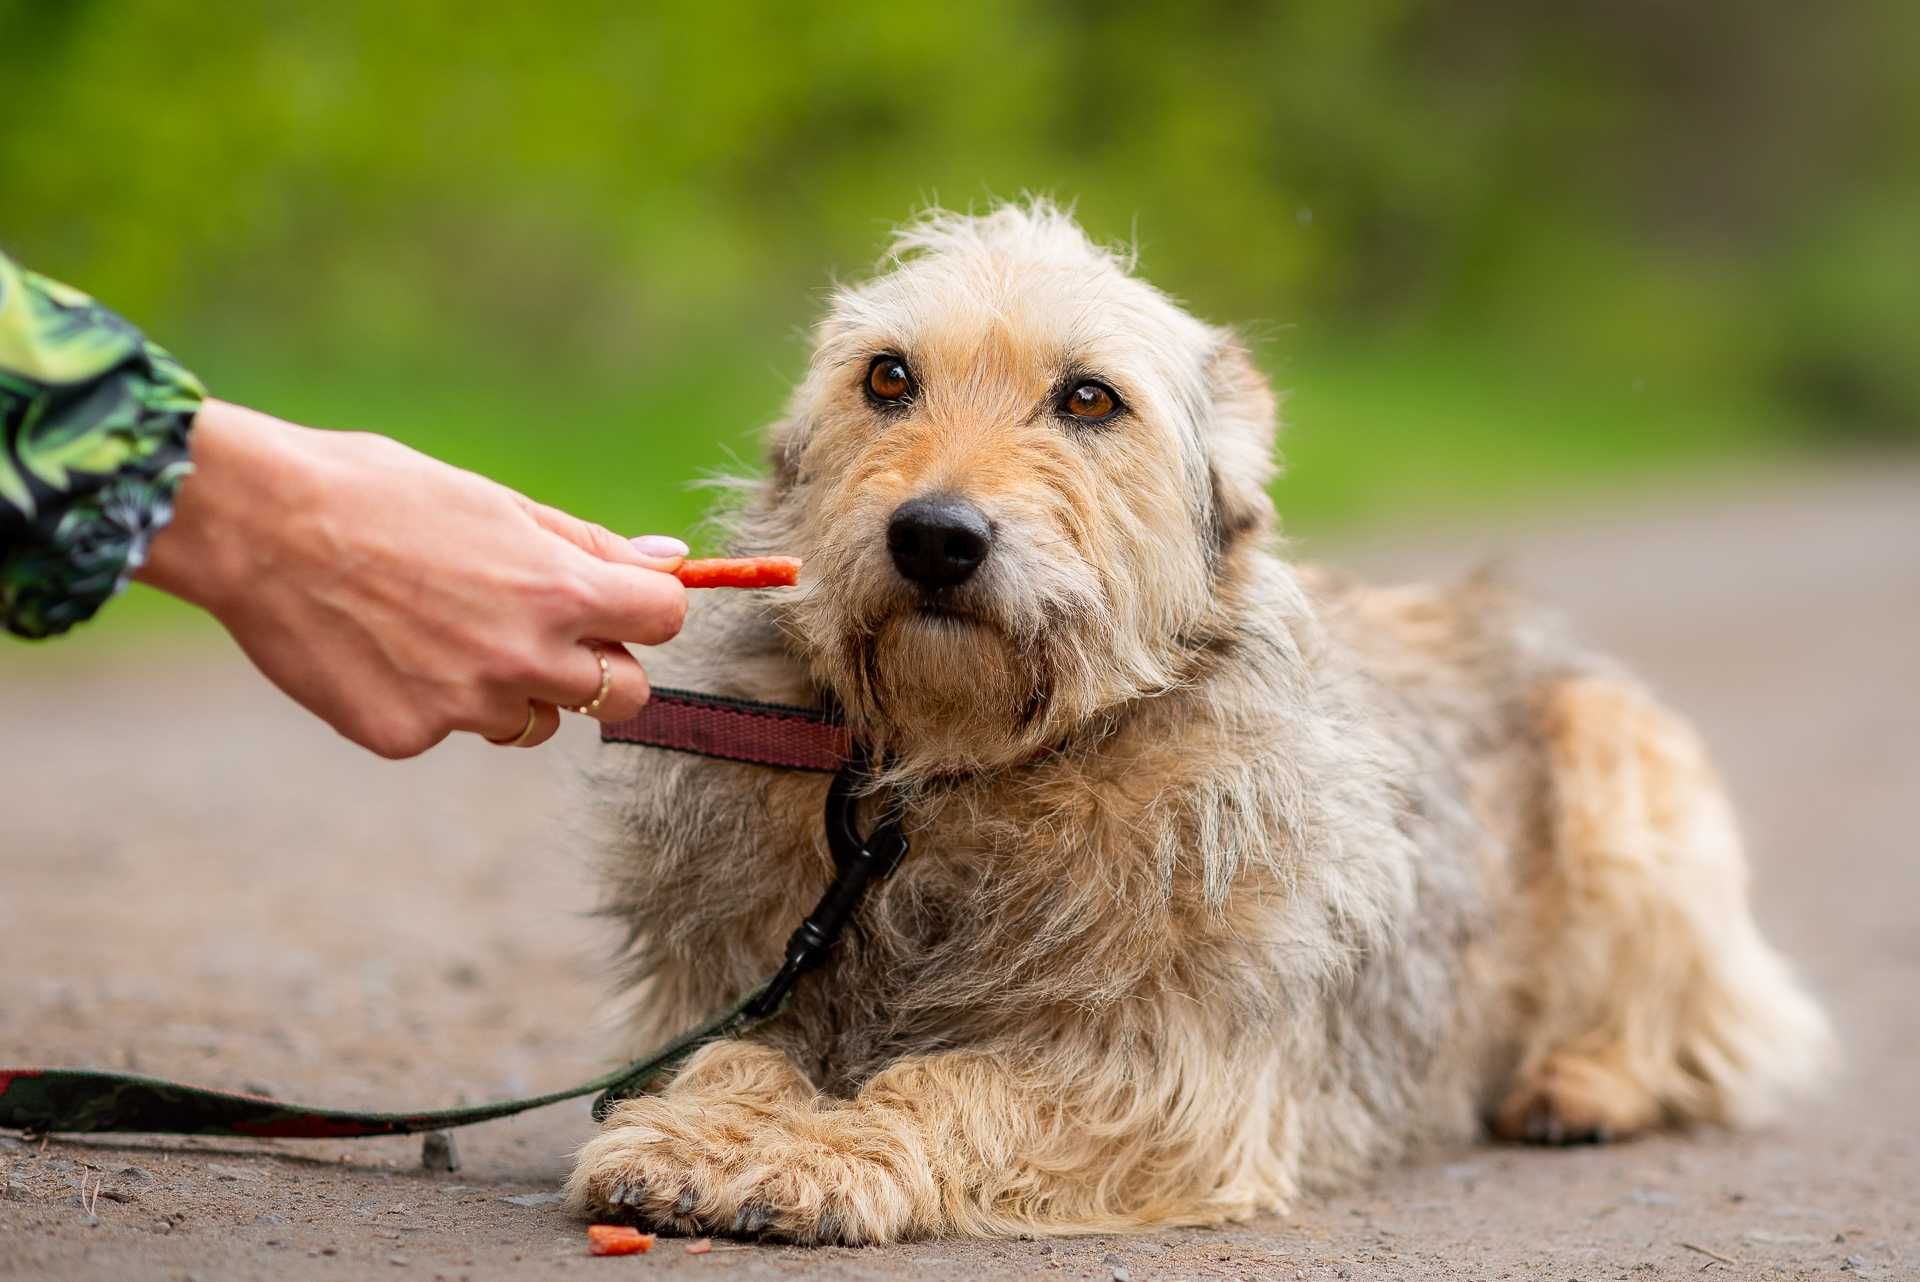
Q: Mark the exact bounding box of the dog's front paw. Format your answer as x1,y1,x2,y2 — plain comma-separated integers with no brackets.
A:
564,1096,926,1244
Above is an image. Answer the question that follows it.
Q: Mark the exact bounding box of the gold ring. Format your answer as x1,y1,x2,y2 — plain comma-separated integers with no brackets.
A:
486,703,540,747
568,646,613,716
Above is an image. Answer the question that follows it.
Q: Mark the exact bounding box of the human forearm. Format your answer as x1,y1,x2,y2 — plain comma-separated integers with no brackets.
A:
132,400,320,614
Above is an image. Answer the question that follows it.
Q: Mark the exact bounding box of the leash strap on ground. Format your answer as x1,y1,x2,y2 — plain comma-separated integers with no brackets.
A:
0,986,774,1139
2,708,901,1140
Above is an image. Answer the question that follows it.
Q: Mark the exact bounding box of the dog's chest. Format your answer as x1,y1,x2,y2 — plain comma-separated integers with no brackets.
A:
665,769,1119,1080
622,727,1272,1091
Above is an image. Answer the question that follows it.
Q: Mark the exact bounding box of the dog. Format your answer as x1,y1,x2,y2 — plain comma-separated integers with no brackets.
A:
565,201,1831,1242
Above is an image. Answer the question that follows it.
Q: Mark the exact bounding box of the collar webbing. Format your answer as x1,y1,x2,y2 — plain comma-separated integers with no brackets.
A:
600,686,851,771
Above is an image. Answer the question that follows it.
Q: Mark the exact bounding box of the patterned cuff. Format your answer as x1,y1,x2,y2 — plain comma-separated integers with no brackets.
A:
1,259,206,639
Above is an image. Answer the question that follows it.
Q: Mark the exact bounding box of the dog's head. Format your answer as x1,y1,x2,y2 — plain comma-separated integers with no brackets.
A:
752,202,1278,774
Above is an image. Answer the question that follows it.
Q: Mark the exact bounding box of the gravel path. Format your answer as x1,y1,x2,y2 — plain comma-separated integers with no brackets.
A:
4,467,1916,1281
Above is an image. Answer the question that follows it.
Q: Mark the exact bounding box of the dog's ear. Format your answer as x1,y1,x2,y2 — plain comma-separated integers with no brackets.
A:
1204,339,1278,551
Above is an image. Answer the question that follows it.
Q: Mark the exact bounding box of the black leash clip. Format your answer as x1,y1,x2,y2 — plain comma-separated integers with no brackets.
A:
741,749,907,1019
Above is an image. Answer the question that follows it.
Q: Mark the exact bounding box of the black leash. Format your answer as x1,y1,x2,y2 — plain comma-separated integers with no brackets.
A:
0,738,902,1139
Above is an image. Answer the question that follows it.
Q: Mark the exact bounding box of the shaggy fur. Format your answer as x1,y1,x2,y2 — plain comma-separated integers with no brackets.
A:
566,202,1831,1242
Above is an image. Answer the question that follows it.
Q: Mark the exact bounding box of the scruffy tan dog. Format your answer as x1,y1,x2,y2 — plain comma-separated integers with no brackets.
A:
566,202,1830,1242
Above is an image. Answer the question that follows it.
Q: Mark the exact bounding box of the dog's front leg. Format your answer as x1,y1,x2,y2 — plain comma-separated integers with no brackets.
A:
568,1037,1259,1243
566,1039,989,1243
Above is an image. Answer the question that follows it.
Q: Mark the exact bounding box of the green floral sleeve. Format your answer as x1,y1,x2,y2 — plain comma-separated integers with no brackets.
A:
0,250,205,639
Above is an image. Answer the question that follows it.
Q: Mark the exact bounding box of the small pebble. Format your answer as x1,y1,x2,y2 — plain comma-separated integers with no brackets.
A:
421,1131,460,1173
445,960,482,988
206,1163,262,1182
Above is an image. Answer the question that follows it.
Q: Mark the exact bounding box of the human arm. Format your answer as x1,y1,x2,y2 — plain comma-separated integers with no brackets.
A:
134,399,687,755
1,250,687,754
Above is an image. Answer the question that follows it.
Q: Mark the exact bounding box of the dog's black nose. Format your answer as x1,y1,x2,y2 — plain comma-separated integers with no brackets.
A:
887,495,992,589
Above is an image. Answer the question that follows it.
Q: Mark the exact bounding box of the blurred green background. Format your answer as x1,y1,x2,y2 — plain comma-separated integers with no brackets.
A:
3,1,1914,639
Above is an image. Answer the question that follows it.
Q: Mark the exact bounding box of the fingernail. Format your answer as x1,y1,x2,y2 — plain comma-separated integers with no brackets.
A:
631,534,689,558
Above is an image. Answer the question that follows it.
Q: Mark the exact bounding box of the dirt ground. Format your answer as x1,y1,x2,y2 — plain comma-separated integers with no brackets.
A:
4,466,1917,1282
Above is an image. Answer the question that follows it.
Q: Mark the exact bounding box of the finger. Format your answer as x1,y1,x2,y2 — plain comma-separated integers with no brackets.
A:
524,499,687,572
527,642,651,724
584,643,651,723
478,699,558,747
518,701,563,748
575,559,689,646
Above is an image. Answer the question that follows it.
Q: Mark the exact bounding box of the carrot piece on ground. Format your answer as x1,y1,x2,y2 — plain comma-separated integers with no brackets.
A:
685,1238,713,1255
586,1224,656,1255
673,556,801,589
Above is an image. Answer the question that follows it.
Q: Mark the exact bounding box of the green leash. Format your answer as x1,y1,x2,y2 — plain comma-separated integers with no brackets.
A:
0,987,770,1139
1,740,905,1141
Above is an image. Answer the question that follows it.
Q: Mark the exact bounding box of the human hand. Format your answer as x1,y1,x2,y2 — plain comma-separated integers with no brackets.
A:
136,400,687,757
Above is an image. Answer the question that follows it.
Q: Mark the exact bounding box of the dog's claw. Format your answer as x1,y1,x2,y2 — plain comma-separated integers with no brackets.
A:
731,1203,773,1235
673,1188,699,1217
610,1179,648,1210
1523,1099,1563,1144
1518,1097,1609,1146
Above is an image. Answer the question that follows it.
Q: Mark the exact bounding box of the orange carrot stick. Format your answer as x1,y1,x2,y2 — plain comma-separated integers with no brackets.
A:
673,556,801,589
586,1224,656,1255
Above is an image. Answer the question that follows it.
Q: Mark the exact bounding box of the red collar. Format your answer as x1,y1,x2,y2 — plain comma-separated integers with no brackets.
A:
600,687,851,772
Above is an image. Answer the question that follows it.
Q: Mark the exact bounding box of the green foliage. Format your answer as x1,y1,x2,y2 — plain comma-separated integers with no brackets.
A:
0,0,1910,634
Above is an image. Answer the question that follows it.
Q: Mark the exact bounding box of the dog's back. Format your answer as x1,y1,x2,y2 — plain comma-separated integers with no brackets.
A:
1305,566,1832,1142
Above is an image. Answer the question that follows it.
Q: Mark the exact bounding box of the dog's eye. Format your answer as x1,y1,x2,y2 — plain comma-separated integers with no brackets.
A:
866,355,915,406
1061,380,1121,423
